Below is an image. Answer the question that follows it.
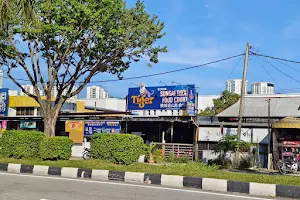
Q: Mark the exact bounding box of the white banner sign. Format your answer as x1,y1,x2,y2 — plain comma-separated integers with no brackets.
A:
198,127,268,144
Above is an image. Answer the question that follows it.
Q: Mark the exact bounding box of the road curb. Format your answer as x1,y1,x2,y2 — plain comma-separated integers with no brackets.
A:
0,162,299,199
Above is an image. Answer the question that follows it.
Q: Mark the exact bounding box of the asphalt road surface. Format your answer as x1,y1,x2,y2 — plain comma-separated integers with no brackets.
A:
0,172,281,200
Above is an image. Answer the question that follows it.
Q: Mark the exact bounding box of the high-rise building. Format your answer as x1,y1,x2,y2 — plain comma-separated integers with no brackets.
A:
86,86,109,99
20,84,36,95
225,79,248,95
21,85,77,99
51,85,78,99
251,82,275,95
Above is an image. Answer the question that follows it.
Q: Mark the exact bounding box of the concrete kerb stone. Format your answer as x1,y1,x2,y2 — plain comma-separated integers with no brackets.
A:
250,182,276,197
7,163,21,174
61,167,78,178
202,178,227,192
161,175,183,188
33,165,49,176
1,162,300,199
124,172,145,184
91,169,109,180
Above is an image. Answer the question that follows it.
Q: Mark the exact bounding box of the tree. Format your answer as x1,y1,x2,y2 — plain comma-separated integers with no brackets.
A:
0,0,35,28
0,0,167,137
214,135,252,166
198,90,240,116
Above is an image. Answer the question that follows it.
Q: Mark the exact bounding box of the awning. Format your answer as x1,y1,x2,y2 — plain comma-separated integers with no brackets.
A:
272,116,300,128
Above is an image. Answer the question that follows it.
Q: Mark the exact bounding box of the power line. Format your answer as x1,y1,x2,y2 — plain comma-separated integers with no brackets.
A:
251,47,300,74
251,49,300,86
250,51,300,65
2,53,245,84
254,54,300,106
217,55,243,94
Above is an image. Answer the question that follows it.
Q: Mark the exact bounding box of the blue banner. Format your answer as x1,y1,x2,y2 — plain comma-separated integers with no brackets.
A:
0,88,9,116
84,121,121,136
187,86,196,116
127,84,195,110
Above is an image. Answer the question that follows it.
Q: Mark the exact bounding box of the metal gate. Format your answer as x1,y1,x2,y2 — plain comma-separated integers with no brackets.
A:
153,143,194,160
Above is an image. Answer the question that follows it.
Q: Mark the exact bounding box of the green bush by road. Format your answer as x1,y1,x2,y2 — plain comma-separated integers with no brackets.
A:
0,157,300,187
90,134,146,165
0,130,46,158
0,130,72,160
40,137,73,160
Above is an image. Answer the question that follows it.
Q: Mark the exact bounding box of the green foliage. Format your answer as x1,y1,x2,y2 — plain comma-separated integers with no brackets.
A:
90,134,145,165
167,153,190,163
239,156,253,169
213,135,253,167
0,130,45,158
40,137,73,160
153,149,164,163
208,156,232,169
198,90,240,116
215,135,253,154
1,0,167,138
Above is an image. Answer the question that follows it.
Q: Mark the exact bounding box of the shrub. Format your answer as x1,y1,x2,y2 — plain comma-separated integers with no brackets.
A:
0,130,45,158
40,137,73,160
90,134,145,165
166,152,191,163
153,149,164,163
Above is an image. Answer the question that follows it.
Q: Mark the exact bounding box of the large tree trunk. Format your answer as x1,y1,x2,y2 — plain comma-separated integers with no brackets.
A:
44,114,58,137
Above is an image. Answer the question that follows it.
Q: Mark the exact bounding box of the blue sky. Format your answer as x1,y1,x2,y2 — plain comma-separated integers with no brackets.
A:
4,0,300,98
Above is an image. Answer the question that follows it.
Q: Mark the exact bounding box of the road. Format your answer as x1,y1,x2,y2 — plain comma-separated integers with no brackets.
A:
0,172,280,200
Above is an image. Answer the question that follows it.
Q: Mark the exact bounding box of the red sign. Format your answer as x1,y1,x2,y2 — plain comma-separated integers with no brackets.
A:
282,141,299,146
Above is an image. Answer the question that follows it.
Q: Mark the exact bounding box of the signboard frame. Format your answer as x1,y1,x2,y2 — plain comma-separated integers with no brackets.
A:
127,84,196,111
84,121,121,136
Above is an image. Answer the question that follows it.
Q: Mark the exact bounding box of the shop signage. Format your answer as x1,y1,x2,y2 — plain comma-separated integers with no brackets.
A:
20,120,36,129
84,121,121,136
66,121,82,130
127,83,196,111
282,141,299,146
0,88,9,116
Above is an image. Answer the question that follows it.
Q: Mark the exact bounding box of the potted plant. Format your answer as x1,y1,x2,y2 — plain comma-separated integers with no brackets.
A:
148,142,156,164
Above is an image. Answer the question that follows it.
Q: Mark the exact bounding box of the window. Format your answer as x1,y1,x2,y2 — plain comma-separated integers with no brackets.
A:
16,107,35,116
154,110,156,115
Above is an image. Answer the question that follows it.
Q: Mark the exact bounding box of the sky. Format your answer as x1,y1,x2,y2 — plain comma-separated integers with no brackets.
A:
4,0,300,98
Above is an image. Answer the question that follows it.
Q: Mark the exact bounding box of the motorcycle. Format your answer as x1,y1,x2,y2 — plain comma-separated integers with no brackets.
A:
82,147,92,160
277,153,299,174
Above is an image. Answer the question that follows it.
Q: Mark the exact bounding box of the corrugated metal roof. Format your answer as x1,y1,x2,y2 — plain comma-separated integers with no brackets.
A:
217,97,300,117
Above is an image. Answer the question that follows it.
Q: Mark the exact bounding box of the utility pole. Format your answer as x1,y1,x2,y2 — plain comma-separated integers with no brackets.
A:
266,98,272,170
237,42,250,141
266,99,271,154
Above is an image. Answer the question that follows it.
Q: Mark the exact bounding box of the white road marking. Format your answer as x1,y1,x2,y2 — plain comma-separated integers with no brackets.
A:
0,172,274,200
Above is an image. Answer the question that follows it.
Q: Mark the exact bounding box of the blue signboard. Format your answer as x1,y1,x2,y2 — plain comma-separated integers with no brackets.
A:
20,120,37,129
84,121,121,136
127,84,195,111
187,86,196,116
0,88,9,116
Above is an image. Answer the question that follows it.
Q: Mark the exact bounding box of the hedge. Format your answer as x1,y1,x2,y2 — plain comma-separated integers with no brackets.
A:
90,134,146,165
0,130,46,158
40,137,73,160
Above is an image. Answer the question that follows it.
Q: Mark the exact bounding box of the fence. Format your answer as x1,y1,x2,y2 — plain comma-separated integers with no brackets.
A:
153,143,194,160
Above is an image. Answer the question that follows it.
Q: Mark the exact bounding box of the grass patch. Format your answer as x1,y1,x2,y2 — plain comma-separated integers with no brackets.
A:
0,157,300,186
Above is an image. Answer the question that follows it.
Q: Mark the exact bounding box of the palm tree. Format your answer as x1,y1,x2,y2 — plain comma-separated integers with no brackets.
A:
0,0,35,28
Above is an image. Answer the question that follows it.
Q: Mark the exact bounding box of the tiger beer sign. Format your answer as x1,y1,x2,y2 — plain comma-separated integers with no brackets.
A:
127,83,196,111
